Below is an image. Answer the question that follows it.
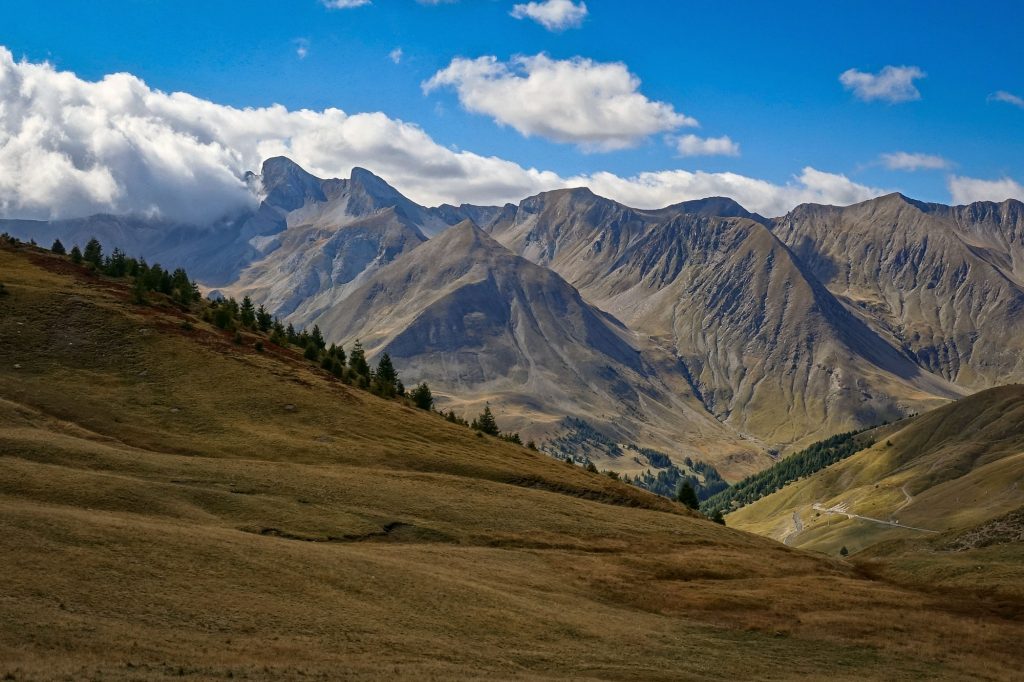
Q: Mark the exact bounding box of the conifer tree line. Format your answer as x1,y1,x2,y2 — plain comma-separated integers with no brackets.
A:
701,428,874,518
4,233,530,449
59,236,202,306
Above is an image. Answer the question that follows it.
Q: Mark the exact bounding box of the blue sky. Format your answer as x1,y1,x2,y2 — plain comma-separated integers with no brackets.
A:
1,0,1022,220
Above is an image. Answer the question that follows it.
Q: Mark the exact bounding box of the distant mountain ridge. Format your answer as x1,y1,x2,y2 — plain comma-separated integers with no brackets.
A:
3,157,1021,475
771,192,1024,388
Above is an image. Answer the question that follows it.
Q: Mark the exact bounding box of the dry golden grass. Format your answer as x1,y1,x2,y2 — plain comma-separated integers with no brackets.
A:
729,386,1024,558
1,243,1023,680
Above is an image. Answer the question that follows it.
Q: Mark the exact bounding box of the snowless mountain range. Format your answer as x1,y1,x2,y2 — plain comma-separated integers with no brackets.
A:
6,157,1024,479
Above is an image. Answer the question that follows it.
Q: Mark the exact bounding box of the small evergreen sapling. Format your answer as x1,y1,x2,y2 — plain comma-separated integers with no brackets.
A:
676,481,700,510
471,404,500,436
348,340,370,378
410,382,433,410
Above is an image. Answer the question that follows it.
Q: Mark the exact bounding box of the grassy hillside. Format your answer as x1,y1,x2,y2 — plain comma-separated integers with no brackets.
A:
2,242,1023,680
728,385,1024,559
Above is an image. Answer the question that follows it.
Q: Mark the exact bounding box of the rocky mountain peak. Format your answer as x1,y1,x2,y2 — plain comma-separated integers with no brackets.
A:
258,156,326,211
348,167,406,204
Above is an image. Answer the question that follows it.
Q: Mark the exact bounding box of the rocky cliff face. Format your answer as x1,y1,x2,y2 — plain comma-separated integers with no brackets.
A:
771,194,1024,389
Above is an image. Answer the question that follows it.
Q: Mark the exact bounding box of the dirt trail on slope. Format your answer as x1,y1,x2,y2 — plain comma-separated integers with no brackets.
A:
813,502,938,534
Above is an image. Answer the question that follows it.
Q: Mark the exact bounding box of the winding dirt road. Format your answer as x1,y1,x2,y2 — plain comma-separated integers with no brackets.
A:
812,502,938,534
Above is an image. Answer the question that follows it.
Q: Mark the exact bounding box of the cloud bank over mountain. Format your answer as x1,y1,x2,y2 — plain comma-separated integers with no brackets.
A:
0,47,919,223
424,54,696,150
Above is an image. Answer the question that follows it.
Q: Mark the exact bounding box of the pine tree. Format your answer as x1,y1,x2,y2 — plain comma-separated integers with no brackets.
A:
70,245,82,264
374,352,398,397
212,304,234,330
105,248,128,277
83,238,103,267
410,382,433,410
256,305,272,332
839,546,849,557
286,323,298,345
310,325,326,351
676,481,700,510
471,404,499,436
348,340,369,378
170,268,190,291
239,296,256,328
50,239,66,255
710,509,726,525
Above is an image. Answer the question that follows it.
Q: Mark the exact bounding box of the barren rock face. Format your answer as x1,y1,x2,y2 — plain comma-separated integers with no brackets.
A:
771,194,1024,389
487,189,962,449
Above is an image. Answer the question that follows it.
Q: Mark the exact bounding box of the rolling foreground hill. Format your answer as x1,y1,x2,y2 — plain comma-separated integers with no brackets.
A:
728,386,1024,560
2,241,1024,679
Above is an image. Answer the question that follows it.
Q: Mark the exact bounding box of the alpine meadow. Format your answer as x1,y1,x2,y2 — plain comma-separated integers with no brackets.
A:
1,1,1023,680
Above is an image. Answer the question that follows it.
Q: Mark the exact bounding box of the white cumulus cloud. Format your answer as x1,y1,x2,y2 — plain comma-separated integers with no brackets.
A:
880,151,950,171
321,0,371,8
948,175,1024,204
389,47,403,64
0,47,890,223
840,65,925,103
989,90,1024,108
573,167,883,217
424,54,696,150
673,134,740,157
511,0,588,31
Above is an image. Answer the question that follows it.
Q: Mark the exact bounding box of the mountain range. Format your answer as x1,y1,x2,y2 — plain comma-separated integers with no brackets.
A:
5,156,1023,478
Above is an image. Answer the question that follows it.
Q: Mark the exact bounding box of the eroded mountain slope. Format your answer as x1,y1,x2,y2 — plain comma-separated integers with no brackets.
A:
487,189,962,448
772,194,1024,388
310,220,767,476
